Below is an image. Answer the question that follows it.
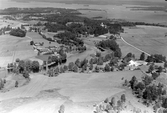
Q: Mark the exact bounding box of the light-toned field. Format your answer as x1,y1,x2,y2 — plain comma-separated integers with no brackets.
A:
121,25,167,57
0,35,36,67
26,32,61,47
0,70,145,113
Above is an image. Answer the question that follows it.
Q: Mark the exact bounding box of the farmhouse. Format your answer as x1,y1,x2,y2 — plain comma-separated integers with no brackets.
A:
128,60,147,70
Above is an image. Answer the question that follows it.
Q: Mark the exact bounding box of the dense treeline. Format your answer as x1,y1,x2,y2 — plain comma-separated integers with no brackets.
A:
44,23,66,32
123,69,167,111
10,28,26,37
45,14,123,35
0,7,81,15
54,31,84,46
47,51,125,77
97,39,122,58
7,58,40,78
146,54,166,63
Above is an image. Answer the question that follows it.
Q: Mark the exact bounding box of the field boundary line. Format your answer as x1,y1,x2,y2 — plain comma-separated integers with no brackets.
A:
120,36,151,56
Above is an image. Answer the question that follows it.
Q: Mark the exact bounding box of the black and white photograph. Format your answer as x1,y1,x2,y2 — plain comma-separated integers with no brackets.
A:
0,0,167,113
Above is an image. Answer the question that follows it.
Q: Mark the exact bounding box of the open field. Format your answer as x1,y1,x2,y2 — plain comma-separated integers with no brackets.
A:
26,32,61,47
121,25,167,57
0,70,145,113
0,35,36,67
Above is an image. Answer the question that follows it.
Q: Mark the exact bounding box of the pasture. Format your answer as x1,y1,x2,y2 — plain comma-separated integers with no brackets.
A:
0,70,144,113
121,25,167,58
0,35,36,67
26,32,61,48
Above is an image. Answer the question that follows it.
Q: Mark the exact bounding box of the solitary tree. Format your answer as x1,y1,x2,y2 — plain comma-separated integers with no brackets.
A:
68,62,75,71
31,61,40,72
15,81,18,87
121,94,126,103
0,79,4,90
23,70,30,79
110,97,116,107
140,52,145,60
75,59,81,68
58,105,65,113
104,64,110,72
63,65,68,72
73,65,78,72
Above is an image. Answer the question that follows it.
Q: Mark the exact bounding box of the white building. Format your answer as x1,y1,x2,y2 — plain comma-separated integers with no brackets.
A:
128,60,147,70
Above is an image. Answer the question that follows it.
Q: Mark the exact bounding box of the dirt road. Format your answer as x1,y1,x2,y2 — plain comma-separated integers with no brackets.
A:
120,36,151,56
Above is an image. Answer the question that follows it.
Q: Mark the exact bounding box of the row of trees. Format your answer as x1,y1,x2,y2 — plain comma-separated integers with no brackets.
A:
7,58,40,78
94,94,126,113
47,52,125,77
145,54,166,63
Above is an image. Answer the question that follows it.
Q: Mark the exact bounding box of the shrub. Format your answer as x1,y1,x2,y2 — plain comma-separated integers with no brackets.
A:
59,67,64,73
75,59,81,68
31,61,40,72
89,63,93,70
104,64,110,72
121,94,126,103
140,52,145,60
23,70,30,78
0,79,4,90
68,62,75,71
30,40,34,45
110,97,116,107
15,58,20,62
95,66,100,72
73,65,78,72
96,52,101,57
58,105,65,113
63,65,68,72
15,81,18,87
97,57,103,65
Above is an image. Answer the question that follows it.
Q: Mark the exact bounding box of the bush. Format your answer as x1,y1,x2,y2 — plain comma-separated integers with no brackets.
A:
152,72,160,80
140,52,145,60
15,58,20,62
59,67,64,73
73,65,78,72
95,66,100,72
97,57,103,65
30,41,34,45
63,65,68,72
96,52,101,57
23,70,30,78
68,62,75,71
75,59,81,68
121,94,126,103
104,64,110,72
15,81,18,87
89,63,93,70
110,97,116,107
0,79,4,90
31,61,40,72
